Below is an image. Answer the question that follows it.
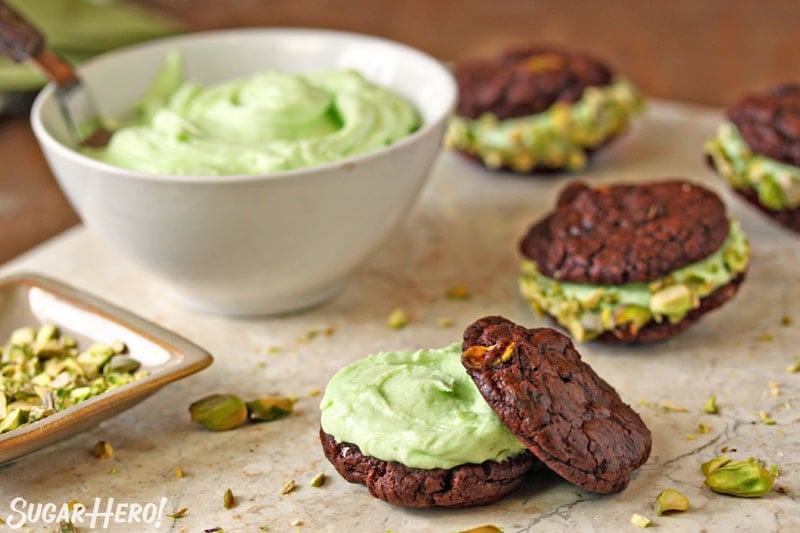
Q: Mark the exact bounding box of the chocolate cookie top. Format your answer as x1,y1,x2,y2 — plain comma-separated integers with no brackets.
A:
519,180,730,284
462,316,651,494
727,84,800,167
454,45,613,120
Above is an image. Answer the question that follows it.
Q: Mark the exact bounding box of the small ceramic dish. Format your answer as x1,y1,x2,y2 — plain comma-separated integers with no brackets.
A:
0,272,213,463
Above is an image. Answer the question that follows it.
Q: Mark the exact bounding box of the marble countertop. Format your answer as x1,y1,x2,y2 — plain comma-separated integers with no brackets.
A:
1,101,798,532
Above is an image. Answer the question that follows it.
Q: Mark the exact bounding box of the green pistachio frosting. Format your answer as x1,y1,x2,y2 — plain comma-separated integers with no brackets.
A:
82,51,421,175
705,122,800,210
519,220,750,341
319,343,526,470
444,78,643,171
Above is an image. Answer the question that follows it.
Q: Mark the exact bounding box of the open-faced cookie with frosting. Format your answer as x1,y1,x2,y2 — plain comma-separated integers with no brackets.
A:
705,83,800,232
319,343,537,508
318,316,651,508
444,45,643,173
519,180,750,342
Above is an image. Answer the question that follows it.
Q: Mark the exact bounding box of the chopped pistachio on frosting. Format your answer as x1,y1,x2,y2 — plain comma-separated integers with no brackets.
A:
705,122,800,210
519,220,750,341
445,78,643,171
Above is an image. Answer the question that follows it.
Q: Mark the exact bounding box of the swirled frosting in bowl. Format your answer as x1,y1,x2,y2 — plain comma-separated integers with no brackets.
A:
83,51,421,175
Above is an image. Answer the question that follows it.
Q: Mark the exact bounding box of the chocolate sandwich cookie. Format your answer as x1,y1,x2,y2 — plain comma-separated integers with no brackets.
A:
318,344,538,508
705,83,800,232
445,45,643,173
462,316,651,493
518,180,750,342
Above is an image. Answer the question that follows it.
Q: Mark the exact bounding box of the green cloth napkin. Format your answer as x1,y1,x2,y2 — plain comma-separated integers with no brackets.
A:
0,0,183,91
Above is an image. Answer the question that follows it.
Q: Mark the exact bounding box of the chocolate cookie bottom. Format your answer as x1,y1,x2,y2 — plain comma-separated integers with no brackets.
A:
734,188,800,234
319,429,537,508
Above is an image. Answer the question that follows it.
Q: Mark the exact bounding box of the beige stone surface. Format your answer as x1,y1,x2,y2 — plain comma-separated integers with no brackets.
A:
0,101,798,531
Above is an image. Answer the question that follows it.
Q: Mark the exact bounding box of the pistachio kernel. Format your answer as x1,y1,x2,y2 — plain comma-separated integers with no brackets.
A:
105,354,141,375
167,508,188,519
702,395,718,414
462,342,516,369
701,455,732,477
91,440,113,459
387,308,410,329
223,488,236,509
705,459,774,497
458,526,503,533
246,397,294,422
309,472,326,488
189,394,248,431
630,514,651,528
57,521,78,533
654,488,690,515
524,53,567,73
445,285,471,300
281,479,296,495
660,400,688,412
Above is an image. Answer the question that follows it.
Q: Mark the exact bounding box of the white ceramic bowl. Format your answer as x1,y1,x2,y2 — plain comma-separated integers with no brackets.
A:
31,28,456,315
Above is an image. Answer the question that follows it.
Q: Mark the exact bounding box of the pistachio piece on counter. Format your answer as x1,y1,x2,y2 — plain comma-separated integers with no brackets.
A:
57,521,78,533
387,308,410,329
702,395,719,414
701,455,732,477
223,488,236,509
458,526,503,533
91,440,114,459
189,394,248,431
654,488,690,515
309,472,326,488
281,479,296,495
166,508,188,519
445,285,471,300
630,514,651,528
246,397,294,422
704,457,774,497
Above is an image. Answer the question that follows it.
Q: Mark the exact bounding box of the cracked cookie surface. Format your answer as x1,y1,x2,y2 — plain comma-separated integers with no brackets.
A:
519,180,730,284
727,84,800,167
454,45,612,120
462,316,651,494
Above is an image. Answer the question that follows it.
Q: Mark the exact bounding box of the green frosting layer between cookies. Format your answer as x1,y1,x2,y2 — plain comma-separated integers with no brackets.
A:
705,122,800,210
319,343,527,470
444,78,643,171
519,220,750,341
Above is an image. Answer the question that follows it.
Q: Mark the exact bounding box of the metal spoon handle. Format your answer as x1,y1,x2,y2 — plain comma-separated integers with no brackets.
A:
0,0,77,89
